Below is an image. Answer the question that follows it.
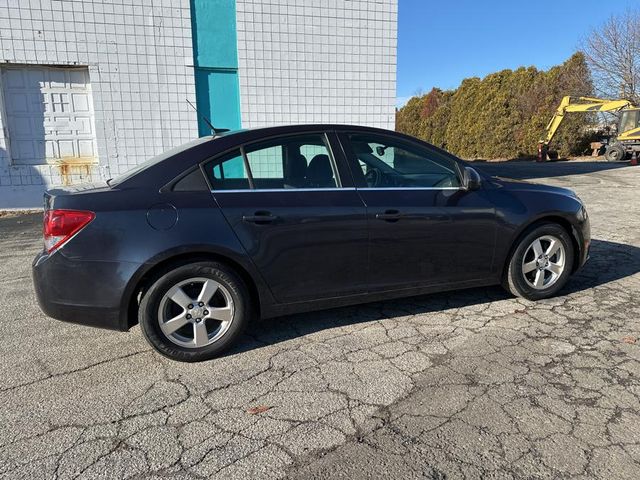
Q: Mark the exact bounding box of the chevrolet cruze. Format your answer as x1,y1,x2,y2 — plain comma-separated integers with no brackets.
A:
33,125,590,361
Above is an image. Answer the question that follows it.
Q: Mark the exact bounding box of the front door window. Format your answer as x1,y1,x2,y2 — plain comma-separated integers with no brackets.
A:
347,134,461,189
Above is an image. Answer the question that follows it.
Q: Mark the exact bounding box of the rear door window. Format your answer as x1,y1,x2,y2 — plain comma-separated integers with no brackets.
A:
204,134,339,190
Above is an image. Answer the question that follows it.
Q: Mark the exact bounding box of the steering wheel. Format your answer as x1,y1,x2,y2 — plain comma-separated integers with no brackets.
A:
364,168,382,187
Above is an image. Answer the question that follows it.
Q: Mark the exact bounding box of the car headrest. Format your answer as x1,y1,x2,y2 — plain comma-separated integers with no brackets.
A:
286,153,307,180
307,154,333,182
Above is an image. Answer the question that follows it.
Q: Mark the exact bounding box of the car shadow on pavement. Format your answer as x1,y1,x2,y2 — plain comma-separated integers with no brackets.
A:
228,238,640,356
562,238,640,294
474,160,630,180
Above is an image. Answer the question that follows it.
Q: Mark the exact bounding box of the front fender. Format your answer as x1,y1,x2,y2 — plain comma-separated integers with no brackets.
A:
490,187,587,277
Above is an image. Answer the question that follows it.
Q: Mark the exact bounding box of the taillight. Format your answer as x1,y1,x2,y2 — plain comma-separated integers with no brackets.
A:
43,209,95,253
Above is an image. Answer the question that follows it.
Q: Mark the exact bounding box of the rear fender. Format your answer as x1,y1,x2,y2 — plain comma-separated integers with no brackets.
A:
118,244,276,330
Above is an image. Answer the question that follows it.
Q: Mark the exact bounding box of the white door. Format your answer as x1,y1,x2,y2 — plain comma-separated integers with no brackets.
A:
1,66,97,165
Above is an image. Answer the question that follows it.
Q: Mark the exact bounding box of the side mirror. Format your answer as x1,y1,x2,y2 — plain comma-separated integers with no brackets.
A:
464,166,482,191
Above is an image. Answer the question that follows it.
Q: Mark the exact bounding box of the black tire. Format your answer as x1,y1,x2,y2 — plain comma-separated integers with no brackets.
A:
139,261,252,362
504,223,575,301
605,144,625,162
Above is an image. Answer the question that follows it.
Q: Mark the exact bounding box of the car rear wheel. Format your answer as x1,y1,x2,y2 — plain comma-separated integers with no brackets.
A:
139,262,252,362
504,223,574,301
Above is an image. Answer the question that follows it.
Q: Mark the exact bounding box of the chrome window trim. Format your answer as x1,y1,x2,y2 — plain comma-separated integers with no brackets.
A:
211,187,357,193
357,187,464,191
211,186,464,193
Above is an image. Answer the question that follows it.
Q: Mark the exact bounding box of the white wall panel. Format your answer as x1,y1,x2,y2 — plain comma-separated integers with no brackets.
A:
0,0,398,208
235,0,398,130
0,0,197,208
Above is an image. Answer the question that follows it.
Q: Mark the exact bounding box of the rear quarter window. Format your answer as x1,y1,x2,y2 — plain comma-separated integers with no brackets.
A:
172,168,209,192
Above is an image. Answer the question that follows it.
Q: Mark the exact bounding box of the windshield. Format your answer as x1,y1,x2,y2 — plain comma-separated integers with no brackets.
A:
107,136,215,186
619,110,640,134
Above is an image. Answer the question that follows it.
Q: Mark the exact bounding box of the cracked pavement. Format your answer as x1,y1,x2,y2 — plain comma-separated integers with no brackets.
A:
1,160,639,479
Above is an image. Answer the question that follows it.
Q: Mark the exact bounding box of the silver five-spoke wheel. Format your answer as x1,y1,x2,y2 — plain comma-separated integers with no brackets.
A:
158,277,235,348
521,235,566,290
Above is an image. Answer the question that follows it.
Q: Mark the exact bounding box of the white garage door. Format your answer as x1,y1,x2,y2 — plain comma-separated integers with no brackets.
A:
1,66,97,165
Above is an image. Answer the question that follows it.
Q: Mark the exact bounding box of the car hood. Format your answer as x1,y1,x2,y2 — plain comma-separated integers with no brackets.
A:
490,176,579,199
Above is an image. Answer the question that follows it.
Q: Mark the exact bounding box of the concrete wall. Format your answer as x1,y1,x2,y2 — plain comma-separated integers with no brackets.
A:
0,0,198,208
235,0,397,129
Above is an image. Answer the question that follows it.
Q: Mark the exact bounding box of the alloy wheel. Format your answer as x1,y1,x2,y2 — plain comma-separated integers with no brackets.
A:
157,277,235,348
521,235,566,290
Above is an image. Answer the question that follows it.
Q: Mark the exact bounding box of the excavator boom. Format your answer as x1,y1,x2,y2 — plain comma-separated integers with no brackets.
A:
542,96,634,145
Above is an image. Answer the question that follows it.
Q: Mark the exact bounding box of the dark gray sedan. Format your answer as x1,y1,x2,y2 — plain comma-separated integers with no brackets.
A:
33,125,590,361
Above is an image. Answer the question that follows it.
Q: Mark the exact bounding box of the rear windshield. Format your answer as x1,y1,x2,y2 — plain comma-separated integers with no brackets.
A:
107,136,214,187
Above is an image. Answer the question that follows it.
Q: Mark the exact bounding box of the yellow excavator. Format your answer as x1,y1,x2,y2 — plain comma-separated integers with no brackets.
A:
540,96,640,161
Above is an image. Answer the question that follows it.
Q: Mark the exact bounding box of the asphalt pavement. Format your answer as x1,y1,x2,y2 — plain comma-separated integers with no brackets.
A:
0,159,639,479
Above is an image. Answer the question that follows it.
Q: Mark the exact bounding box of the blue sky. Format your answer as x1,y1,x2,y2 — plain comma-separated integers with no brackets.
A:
397,0,638,106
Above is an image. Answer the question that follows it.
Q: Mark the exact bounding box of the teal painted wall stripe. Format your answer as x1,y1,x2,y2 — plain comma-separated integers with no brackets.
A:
194,69,242,137
191,0,238,69
190,0,241,135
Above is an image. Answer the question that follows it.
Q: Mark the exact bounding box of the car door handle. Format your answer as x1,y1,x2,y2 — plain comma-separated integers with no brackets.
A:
242,212,278,224
375,210,402,222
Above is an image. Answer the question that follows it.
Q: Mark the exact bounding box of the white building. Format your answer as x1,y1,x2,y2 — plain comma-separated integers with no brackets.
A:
0,0,397,208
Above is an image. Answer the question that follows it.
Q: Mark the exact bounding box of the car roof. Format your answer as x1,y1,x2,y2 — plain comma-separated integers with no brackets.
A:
215,123,395,139
114,124,414,189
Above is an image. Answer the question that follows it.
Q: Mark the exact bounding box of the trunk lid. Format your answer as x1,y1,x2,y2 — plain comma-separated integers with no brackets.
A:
43,181,110,211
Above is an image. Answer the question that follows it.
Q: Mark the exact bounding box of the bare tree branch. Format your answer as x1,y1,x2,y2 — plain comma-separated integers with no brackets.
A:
582,9,640,103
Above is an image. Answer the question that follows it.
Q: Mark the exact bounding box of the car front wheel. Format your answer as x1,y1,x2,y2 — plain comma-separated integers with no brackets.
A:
139,261,252,362
504,223,574,301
